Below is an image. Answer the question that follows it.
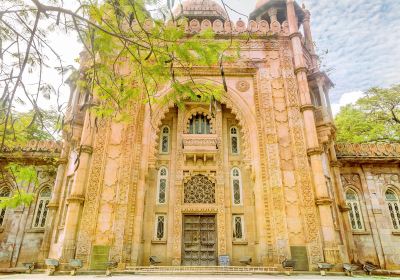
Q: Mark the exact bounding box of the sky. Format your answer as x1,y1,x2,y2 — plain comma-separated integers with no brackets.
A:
45,0,400,115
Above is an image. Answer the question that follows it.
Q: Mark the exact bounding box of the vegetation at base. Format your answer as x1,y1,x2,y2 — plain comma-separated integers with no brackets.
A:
335,84,400,143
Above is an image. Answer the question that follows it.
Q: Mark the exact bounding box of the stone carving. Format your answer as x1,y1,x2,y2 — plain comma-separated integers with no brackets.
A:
75,119,110,263
236,80,250,92
184,175,215,204
0,140,62,153
136,18,288,36
336,142,400,158
340,174,362,190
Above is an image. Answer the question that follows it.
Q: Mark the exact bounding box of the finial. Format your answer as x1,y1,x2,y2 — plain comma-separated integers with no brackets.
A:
302,3,306,9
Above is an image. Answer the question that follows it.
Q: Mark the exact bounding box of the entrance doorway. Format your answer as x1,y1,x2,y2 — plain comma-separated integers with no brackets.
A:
182,215,217,265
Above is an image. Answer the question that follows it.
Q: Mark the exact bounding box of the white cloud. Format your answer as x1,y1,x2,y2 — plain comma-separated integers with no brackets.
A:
331,90,364,116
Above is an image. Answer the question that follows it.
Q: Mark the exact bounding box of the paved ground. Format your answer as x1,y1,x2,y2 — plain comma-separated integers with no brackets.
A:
1,274,398,280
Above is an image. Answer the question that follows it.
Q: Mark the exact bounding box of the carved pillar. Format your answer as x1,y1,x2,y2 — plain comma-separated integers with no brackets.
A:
60,112,95,262
38,144,70,263
286,0,340,264
171,108,185,265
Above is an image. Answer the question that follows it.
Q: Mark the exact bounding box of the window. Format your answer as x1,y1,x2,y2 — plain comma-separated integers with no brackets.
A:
155,214,166,240
33,187,51,228
231,168,243,205
230,127,240,154
232,215,244,240
188,113,211,134
345,189,364,230
0,187,11,227
184,175,215,204
160,126,170,154
385,189,400,230
157,167,168,204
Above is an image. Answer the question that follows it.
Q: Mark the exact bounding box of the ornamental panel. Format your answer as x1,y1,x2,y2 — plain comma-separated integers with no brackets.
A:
184,175,215,204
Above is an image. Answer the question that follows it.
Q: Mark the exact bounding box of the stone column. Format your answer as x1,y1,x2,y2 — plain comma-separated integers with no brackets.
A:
302,8,318,68
268,7,278,22
328,143,356,263
286,0,340,264
316,77,331,122
38,144,70,263
60,111,95,262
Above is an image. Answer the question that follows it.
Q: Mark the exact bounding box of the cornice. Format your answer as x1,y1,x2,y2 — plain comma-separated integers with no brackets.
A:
315,197,333,206
307,147,324,156
300,104,315,113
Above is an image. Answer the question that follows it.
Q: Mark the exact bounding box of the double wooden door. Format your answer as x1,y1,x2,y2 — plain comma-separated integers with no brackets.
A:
182,215,217,266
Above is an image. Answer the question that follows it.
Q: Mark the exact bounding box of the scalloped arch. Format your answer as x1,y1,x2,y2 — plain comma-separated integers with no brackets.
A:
148,78,256,162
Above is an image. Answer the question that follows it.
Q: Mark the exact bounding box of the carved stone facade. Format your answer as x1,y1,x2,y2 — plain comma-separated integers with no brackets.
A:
1,0,399,272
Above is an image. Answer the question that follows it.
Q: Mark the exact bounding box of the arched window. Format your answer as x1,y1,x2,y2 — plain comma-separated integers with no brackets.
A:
231,168,243,205
32,187,51,228
160,126,170,154
188,113,211,134
0,187,11,227
230,127,240,155
385,189,400,230
345,189,364,230
157,167,168,204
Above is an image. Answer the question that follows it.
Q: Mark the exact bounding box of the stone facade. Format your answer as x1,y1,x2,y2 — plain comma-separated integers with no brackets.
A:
0,0,399,272
0,141,61,268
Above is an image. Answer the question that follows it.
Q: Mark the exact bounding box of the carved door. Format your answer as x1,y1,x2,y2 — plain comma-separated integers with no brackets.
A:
182,215,217,266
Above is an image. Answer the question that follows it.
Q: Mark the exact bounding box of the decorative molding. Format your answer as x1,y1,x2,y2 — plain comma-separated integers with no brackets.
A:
300,104,315,112
80,145,93,155
294,66,308,75
307,147,323,156
235,80,250,92
289,32,302,39
335,142,400,160
330,161,341,168
66,194,85,204
339,204,351,212
315,197,333,205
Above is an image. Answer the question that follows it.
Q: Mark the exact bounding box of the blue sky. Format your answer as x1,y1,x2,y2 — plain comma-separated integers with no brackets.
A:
226,0,400,113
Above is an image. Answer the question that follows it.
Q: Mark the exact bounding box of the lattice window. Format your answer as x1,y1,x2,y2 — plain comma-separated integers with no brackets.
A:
0,187,11,227
232,215,244,240
231,168,243,205
188,113,211,134
157,167,168,204
184,175,215,204
155,214,166,240
230,127,240,155
385,189,400,230
160,126,170,154
33,187,51,228
345,189,364,230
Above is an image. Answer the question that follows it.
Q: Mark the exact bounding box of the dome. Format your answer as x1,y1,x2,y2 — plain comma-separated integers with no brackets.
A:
173,0,228,21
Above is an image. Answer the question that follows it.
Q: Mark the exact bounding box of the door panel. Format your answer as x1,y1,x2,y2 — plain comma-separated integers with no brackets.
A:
183,215,216,266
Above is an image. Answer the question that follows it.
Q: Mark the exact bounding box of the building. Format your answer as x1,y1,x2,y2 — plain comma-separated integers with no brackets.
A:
0,141,60,269
0,0,399,272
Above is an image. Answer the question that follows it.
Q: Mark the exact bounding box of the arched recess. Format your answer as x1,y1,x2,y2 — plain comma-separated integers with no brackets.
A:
147,78,258,165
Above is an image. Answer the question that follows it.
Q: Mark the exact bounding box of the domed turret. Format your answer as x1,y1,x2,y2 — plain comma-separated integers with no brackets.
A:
173,0,228,21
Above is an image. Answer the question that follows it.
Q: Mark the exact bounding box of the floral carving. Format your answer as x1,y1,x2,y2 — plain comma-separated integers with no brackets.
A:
184,175,215,204
236,80,250,92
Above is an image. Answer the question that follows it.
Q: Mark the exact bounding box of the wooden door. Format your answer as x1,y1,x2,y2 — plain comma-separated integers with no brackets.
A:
182,215,216,266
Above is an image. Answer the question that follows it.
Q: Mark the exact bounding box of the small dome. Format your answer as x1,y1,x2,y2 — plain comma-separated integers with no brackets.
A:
173,0,228,21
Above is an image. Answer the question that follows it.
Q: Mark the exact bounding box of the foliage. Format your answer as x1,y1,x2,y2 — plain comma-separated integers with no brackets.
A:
0,109,61,148
335,84,400,143
0,164,38,209
0,0,238,146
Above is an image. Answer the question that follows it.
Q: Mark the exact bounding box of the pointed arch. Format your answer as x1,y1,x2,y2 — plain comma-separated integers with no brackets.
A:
385,187,400,230
345,187,364,231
